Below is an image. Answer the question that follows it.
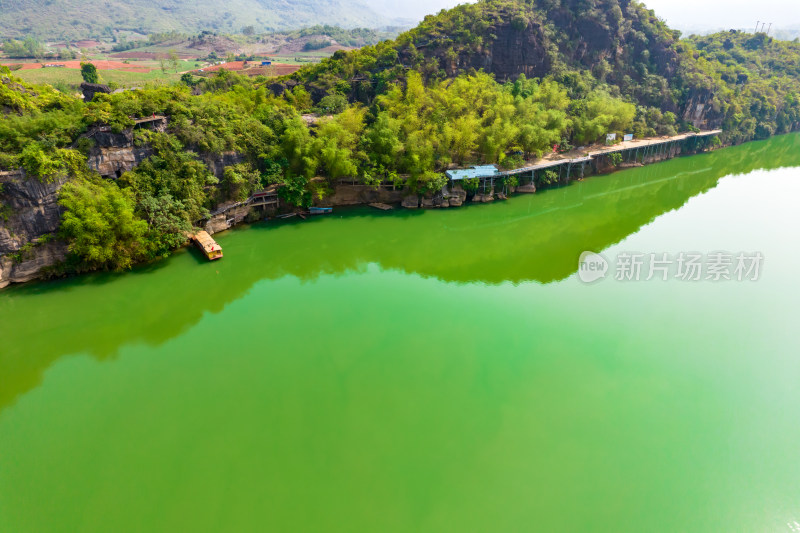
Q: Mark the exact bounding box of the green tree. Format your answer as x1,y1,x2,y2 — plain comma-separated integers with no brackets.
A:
281,116,316,178
180,73,196,86
118,133,216,223
137,192,192,258
315,94,348,114
80,62,99,84
312,107,366,179
222,163,263,201
365,112,404,170
571,89,636,145
58,177,148,271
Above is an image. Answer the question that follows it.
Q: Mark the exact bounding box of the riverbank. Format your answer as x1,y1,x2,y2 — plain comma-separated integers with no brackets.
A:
310,130,724,212
0,129,741,291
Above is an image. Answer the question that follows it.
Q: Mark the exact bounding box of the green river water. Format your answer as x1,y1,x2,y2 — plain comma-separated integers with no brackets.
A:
2,133,800,532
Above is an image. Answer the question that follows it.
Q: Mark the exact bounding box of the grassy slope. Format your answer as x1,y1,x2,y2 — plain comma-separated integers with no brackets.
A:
0,0,385,40
12,68,187,89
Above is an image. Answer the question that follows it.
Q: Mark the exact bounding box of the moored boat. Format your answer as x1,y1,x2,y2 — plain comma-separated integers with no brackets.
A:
191,231,223,261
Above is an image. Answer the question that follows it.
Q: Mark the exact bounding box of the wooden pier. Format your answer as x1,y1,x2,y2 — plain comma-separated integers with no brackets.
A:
191,231,223,261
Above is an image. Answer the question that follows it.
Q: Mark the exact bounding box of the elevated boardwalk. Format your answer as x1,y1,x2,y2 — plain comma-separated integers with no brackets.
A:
587,130,721,158
132,115,167,132
133,115,166,126
450,130,722,182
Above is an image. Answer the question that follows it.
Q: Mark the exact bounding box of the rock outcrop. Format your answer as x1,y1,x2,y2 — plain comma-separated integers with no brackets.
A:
87,145,153,179
204,203,254,235
402,195,420,209
472,187,495,203
0,240,68,288
201,151,248,179
0,169,68,288
681,89,724,130
81,82,111,102
447,186,467,207
312,183,406,207
85,126,159,179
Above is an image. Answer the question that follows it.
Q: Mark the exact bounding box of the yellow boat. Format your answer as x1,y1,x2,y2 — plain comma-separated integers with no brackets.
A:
191,231,223,261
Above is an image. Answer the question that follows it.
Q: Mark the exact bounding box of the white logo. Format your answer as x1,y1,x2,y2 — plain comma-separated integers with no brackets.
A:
578,251,609,283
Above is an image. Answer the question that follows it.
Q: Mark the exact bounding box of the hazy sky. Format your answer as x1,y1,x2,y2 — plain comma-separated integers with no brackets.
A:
640,0,798,31
373,0,800,30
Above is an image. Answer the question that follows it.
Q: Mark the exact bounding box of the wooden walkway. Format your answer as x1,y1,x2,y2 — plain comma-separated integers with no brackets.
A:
487,130,722,178
206,187,279,218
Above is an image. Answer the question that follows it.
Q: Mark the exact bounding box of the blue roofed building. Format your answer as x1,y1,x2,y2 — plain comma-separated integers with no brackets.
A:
445,165,499,181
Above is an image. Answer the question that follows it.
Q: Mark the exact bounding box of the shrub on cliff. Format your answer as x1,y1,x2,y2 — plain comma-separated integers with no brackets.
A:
19,144,87,183
137,192,192,259
118,132,217,224
58,177,148,271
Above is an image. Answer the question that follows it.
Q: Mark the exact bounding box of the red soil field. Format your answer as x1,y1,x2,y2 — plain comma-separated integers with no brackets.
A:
111,52,197,60
200,61,247,71
2,61,151,73
198,61,301,77
273,64,302,76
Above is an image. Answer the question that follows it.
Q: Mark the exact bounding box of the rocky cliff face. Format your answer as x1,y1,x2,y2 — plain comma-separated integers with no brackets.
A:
0,169,68,288
85,124,165,178
1,121,263,288
87,143,153,179
438,22,553,82
315,184,406,207
201,151,247,179
681,89,724,130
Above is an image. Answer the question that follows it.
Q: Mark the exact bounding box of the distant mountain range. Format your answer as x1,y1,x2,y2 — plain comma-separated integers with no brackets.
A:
673,24,800,41
0,0,390,40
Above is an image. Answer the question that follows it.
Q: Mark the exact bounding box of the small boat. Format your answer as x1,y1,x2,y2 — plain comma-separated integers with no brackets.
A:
276,213,297,219
191,231,223,261
309,207,333,215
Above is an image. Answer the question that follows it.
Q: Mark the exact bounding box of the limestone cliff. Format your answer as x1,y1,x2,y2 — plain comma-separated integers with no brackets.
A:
0,170,68,288
1,121,256,289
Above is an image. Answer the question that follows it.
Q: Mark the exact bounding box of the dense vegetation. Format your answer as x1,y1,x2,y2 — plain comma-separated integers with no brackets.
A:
2,0,799,276
285,0,800,143
684,30,800,142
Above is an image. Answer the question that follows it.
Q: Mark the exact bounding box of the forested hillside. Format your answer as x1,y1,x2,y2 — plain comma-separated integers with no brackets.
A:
0,0,385,40
283,0,800,140
686,30,800,142
2,0,799,283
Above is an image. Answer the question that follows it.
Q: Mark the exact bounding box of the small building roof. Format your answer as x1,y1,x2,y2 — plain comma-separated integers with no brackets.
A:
445,165,499,180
